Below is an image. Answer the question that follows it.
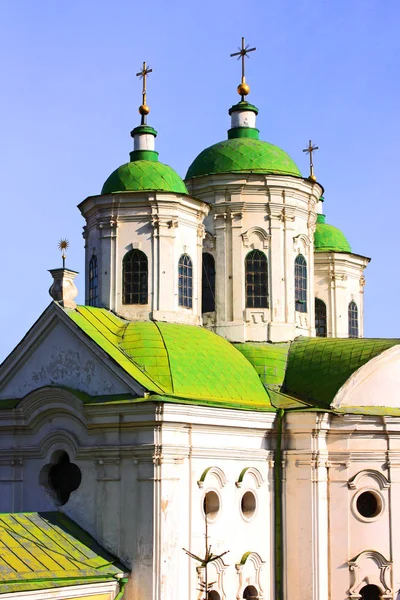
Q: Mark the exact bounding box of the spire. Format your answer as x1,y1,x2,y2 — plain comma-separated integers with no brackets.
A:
130,61,158,162
303,139,319,182
49,240,78,309
228,37,259,140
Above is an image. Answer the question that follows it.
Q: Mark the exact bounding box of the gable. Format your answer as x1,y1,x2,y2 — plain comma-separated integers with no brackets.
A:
0,306,143,401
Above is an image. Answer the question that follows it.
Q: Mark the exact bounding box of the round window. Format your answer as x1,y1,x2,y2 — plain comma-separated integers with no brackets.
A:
203,491,220,520
356,491,382,519
241,491,257,520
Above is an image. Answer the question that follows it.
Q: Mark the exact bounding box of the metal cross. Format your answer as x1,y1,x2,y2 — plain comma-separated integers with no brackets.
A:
303,139,319,180
230,37,256,82
136,61,153,107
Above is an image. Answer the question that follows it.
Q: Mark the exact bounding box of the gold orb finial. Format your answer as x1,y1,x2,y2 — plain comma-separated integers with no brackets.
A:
309,174,317,182
237,82,250,97
138,104,150,116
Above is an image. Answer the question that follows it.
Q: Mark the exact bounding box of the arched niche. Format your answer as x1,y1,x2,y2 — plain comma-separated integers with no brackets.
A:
235,552,265,599
236,467,265,489
348,550,392,599
348,469,390,491
197,466,228,489
242,227,270,250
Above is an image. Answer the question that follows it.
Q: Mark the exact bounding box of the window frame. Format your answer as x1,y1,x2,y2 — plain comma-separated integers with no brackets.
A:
178,254,193,309
315,298,327,337
295,254,307,313
348,300,359,338
245,249,269,309
88,254,99,307
122,249,148,305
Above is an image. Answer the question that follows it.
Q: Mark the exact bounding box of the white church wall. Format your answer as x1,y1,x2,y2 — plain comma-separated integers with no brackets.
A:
195,173,322,342
81,192,208,326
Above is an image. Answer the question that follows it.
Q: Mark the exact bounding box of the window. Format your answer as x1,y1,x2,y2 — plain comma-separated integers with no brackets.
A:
315,298,327,337
203,491,220,521
360,585,381,600
48,452,82,506
88,255,99,307
178,254,193,308
241,491,257,520
202,253,216,312
245,250,269,309
243,586,259,599
349,301,359,338
295,255,307,312
123,249,148,305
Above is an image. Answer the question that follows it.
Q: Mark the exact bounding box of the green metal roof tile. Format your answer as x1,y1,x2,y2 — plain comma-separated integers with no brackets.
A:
102,160,188,195
0,512,126,594
233,342,290,391
284,337,400,407
186,138,301,180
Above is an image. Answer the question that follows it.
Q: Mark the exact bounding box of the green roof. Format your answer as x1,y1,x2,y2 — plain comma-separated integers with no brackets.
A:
314,214,351,253
233,343,290,391
68,306,271,410
102,160,188,195
185,138,302,180
0,512,126,594
283,337,400,408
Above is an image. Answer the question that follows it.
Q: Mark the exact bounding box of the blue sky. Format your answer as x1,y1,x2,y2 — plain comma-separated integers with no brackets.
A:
0,0,399,360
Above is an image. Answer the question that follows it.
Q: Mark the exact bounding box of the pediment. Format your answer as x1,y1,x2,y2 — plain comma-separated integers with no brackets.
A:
0,303,145,401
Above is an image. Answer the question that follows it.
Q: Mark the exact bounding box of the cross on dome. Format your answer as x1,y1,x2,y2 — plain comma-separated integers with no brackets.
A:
303,139,319,181
136,61,153,124
230,37,256,100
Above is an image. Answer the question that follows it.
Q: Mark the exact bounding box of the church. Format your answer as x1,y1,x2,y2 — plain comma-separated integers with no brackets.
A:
0,40,399,600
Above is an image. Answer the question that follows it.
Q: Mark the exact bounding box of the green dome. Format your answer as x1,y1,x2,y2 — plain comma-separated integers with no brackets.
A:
102,160,188,195
185,138,302,180
314,214,351,253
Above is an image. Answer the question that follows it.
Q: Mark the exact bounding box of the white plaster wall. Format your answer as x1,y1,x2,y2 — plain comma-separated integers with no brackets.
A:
0,320,132,400
188,173,323,342
80,193,209,326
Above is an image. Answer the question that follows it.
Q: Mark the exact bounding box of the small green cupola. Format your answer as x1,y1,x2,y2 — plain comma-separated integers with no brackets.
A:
102,62,187,196
314,212,352,253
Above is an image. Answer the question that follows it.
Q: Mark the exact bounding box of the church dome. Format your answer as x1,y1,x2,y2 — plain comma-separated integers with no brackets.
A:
185,138,301,180
185,101,301,180
102,159,188,195
314,214,351,253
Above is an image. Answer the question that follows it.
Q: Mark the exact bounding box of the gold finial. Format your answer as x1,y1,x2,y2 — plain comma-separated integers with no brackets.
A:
230,37,256,100
136,61,153,124
303,140,319,181
58,239,69,268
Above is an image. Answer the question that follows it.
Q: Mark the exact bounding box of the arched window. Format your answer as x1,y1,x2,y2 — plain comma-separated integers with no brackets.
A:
123,249,148,305
178,254,193,308
245,250,269,308
202,253,215,312
360,585,381,600
348,300,359,338
315,298,327,337
243,586,259,599
88,255,99,307
295,254,307,312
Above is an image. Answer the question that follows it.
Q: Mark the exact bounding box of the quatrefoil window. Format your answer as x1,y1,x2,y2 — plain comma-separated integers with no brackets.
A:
41,451,82,506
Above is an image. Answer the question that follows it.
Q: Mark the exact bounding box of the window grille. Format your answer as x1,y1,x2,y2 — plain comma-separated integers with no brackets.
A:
245,250,269,309
315,298,327,337
123,249,148,304
88,255,99,307
202,253,215,312
178,254,193,308
295,254,307,312
348,300,359,338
